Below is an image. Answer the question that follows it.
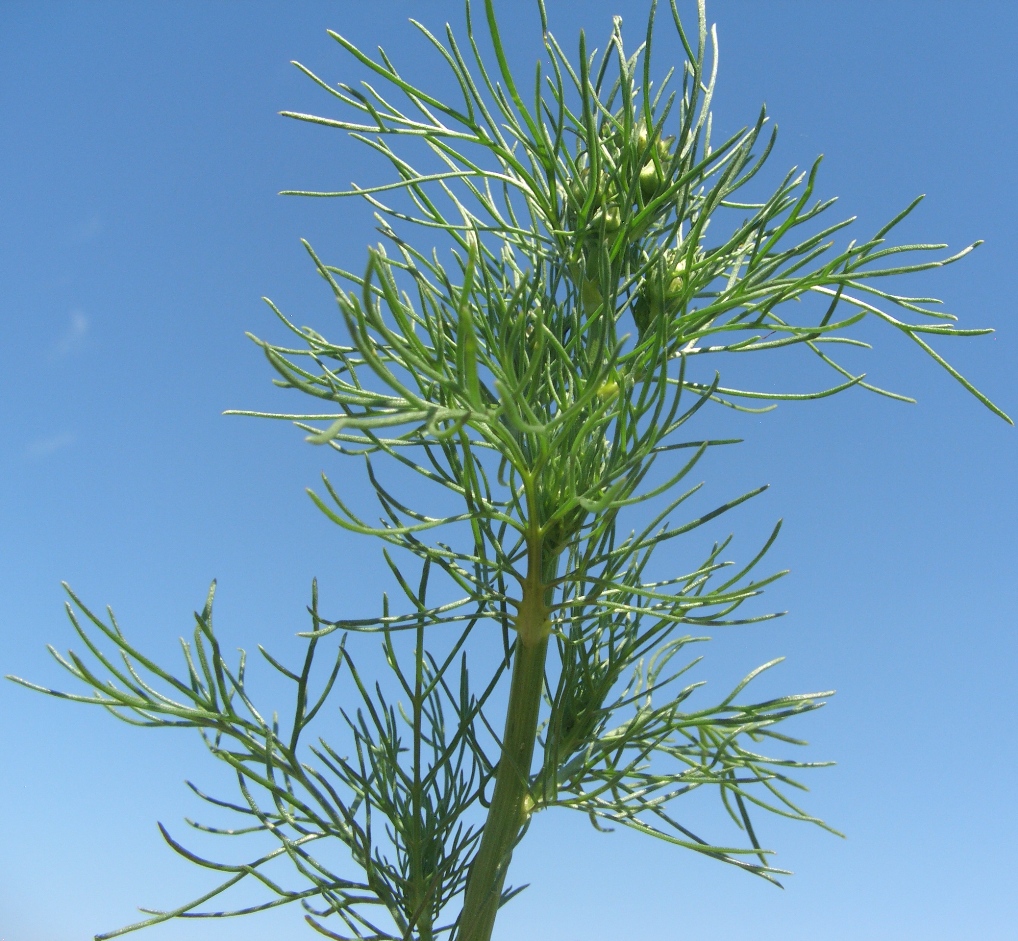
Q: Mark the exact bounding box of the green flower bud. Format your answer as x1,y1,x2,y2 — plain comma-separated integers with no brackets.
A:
596,372,621,401
639,159,664,204
638,138,674,204
592,204,621,232
565,167,590,208
633,253,692,341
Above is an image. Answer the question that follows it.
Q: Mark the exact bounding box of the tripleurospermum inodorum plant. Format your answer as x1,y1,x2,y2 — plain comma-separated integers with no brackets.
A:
11,2,1010,939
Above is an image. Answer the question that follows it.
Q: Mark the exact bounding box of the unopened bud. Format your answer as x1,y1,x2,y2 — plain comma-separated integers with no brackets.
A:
639,139,674,204
633,253,693,340
592,205,621,232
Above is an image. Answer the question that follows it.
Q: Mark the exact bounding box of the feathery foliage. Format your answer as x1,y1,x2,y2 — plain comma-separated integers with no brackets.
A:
11,2,1009,939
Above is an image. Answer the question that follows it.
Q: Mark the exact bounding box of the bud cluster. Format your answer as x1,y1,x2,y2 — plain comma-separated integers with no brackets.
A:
563,122,676,233
632,245,703,342
562,122,677,317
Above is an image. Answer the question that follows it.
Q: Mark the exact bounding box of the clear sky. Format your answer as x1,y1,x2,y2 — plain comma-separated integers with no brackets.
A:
1,2,1016,940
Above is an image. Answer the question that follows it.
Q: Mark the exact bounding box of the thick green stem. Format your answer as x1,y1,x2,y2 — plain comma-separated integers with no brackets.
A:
457,548,556,941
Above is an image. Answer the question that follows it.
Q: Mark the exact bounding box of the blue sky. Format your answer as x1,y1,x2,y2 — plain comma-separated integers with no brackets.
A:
1,2,1015,940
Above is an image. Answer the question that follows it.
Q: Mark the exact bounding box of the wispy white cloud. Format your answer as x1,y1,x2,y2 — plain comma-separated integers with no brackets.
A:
24,432,76,460
52,309,89,359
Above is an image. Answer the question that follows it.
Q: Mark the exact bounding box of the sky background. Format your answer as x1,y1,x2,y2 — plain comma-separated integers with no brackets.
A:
1,2,1016,939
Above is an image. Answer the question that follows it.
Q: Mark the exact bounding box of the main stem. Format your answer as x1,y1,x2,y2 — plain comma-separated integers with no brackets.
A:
457,543,556,941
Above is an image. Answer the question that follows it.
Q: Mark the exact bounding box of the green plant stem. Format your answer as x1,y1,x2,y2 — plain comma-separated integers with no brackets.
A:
457,547,556,941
